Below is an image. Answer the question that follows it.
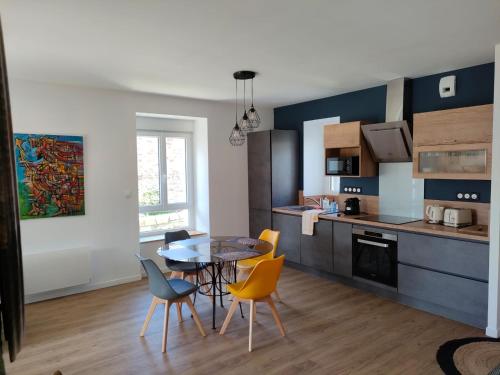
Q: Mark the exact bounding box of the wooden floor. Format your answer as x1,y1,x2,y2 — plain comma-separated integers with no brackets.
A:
5,267,482,375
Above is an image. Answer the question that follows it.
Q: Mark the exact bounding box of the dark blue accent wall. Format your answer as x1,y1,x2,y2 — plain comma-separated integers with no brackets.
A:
424,179,491,203
274,62,494,202
340,177,379,196
413,63,494,113
274,85,386,190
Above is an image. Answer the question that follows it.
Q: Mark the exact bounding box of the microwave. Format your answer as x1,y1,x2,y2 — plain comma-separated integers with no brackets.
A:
326,156,359,176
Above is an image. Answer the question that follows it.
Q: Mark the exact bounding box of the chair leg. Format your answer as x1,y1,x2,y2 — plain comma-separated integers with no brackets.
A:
249,300,255,352
219,298,239,335
273,288,282,303
184,296,206,337
170,271,182,279
266,296,285,336
140,297,158,337
162,301,171,353
176,302,183,322
253,302,257,322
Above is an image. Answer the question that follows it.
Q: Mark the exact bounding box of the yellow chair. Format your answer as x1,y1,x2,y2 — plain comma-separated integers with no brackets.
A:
237,229,282,301
220,255,286,352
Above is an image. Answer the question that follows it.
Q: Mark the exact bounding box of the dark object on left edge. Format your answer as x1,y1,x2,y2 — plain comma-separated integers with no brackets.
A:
0,17,25,363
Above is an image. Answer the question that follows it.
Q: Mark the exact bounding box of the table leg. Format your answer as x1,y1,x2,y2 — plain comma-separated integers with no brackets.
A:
193,262,199,307
234,261,244,319
211,263,216,330
218,263,224,308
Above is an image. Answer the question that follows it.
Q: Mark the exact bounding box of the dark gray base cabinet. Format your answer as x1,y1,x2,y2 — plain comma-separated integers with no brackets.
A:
333,222,352,277
398,264,488,326
272,213,301,263
398,232,489,281
300,220,333,273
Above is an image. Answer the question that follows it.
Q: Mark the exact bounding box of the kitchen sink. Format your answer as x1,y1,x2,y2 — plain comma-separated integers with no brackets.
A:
284,205,319,211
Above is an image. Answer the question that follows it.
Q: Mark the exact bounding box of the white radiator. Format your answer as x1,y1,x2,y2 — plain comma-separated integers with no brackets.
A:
23,247,91,295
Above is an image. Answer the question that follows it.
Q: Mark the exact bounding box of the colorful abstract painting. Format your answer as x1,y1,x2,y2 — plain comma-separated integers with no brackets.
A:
14,133,85,219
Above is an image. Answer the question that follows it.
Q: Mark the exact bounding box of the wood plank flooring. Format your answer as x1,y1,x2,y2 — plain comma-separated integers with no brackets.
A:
5,267,482,375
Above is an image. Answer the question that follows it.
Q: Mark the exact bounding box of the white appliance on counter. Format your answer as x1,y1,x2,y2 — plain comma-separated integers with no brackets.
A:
425,205,445,223
443,208,472,228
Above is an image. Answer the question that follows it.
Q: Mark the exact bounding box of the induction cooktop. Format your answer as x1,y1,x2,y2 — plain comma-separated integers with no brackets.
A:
356,215,420,225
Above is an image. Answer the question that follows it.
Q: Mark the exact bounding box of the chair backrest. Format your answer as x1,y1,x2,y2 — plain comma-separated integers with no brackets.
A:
164,229,190,245
238,255,285,300
258,229,280,258
137,255,179,300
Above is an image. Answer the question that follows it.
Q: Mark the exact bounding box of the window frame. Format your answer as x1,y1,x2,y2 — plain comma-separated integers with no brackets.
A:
136,130,194,235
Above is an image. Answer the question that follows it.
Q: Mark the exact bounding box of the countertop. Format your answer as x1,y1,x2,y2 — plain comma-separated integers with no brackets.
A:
272,207,489,243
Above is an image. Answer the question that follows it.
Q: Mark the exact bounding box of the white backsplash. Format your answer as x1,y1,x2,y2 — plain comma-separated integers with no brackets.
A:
379,162,424,218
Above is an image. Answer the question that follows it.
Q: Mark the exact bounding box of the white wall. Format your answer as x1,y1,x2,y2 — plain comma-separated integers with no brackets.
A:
303,117,340,196
487,44,500,337
10,79,273,301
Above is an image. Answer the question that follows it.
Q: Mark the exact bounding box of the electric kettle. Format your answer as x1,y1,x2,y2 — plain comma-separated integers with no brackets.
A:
425,205,445,224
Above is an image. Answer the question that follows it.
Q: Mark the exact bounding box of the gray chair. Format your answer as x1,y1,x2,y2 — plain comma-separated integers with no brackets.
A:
164,230,199,275
137,256,206,353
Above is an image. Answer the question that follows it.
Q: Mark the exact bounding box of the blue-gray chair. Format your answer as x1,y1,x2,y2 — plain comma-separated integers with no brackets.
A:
137,256,206,353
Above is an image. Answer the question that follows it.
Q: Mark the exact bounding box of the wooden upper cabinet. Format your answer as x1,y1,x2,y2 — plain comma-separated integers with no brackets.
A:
412,104,493,180
413,104,493,147
324,121,362,148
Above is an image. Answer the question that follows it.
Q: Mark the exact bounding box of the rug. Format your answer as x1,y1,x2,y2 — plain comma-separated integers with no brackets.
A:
437,337,500,375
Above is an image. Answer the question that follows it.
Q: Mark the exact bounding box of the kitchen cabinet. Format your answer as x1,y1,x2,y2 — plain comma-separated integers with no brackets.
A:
412,104,493,180
272,213,301,263
300,220,333,272
324,121,377,177
398,232,489,281
333,222,352,277
248,130,298,237
398,264,488,326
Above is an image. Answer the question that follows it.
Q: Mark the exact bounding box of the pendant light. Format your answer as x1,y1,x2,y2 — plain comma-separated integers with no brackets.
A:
247,77,261,129
239,79,251,132
230,71,261,145
229,79,245,146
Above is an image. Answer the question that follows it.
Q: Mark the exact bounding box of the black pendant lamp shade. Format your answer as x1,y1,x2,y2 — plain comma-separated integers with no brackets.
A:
229,79,245,146
229,70,260,145
247,78,261,129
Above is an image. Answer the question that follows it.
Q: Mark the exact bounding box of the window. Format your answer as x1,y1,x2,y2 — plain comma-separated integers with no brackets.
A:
136,130,193,235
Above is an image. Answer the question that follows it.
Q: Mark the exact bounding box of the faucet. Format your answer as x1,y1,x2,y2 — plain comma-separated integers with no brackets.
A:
304,197,322,208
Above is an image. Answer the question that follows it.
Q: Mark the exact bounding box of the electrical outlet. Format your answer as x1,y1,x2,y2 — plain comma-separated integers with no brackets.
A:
456,192,479,201
343,186,362,194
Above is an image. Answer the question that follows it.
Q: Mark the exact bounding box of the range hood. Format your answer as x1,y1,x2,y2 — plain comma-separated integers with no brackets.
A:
361,78,413,162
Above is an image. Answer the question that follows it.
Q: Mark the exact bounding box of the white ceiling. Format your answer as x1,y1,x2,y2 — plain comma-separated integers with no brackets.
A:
1,0,499,107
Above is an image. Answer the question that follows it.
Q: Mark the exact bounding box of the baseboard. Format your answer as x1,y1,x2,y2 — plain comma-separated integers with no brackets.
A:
486,326,500,338
25,274,142,304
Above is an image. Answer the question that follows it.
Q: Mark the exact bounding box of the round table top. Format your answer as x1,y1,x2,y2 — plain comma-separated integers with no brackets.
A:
157,236,273,263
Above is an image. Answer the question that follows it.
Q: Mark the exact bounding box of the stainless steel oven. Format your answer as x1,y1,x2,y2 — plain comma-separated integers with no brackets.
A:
352,228,397,287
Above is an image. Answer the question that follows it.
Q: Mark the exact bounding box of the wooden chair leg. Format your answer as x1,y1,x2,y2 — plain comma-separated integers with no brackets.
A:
253,302,257,322
140,297,158,337
219,298,239,335
170,271,182,279
266,296,285,336
176,302,183,322
162,301,171,353
249,300,255,352
184,296,206,337
274,288,282,303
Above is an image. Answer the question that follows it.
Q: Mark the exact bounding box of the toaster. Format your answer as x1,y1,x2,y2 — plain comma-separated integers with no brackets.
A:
443,208,472,228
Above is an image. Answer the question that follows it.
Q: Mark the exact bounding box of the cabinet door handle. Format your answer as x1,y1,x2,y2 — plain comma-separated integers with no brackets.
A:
357,239,389,248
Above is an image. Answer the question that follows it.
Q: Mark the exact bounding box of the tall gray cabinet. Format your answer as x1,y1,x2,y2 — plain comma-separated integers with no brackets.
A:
248,130,298,238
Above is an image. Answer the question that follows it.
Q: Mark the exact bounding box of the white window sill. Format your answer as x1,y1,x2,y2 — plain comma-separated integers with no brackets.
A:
139,230,207,244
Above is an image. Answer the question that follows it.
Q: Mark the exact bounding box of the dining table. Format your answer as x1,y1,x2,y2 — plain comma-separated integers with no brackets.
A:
157,235,273,329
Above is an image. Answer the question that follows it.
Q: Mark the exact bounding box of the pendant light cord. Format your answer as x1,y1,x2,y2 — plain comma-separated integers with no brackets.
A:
251,78,254,106
243,80,246,111
235,79,238,123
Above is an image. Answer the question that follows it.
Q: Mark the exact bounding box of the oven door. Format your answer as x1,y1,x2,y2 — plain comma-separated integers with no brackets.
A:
352,231,397,287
